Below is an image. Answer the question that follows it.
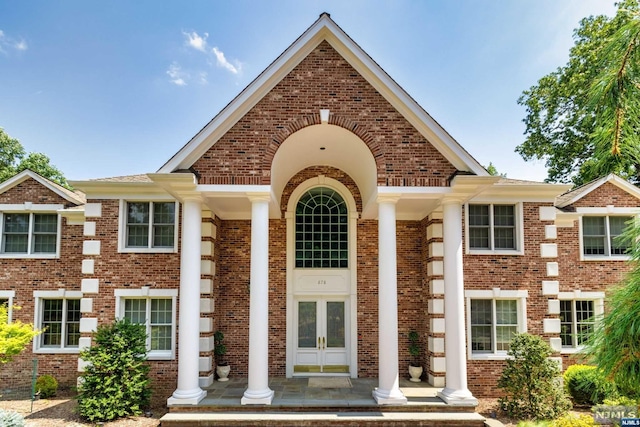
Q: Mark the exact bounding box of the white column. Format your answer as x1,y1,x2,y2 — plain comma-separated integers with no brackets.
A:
437,200,477,405
168,198,206,405
373,197,407,405
242,195,274,405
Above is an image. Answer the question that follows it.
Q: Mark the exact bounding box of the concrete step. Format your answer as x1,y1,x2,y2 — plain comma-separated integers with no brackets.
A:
159,411,487,426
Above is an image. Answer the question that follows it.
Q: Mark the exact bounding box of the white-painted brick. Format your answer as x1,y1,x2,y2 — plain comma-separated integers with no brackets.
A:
549,338,563,352
545,225,557,239
198,356,212,372
80,298,93,313
428,337,445,353
201,260,212,275
427,260,443,276
78,358,90,373
81,259,95,275
200,279,213,294
84,203,102,218
201,241,213,256
201,222,213,237
540,243,558,258
427,223,443,239
429,242,444,258
542,281,559,296
543,318,561,334
547,262,559,277
430,318,445,334
83,221,96,237
548,299,560,315
429,375,445,388
200,298,214,314
428,299,444,314
82,240,101,256
79,318,98,333
199,317,213,333
199,374,214,388
81,278,99,293
430,280,445,295
78,337,92,350
431,356,446,373
199,336,214,352
539,206,556,221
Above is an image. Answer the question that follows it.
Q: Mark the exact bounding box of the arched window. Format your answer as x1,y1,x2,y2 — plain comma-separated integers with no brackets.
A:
295,187,348,268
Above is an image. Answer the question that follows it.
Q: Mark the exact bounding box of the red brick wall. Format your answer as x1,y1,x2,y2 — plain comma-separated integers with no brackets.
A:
192,41,456,187
0,179,84,391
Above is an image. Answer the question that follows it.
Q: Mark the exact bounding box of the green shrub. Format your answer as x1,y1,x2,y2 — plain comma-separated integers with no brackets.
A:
35,374,58,398
0,409,25,427
77,319,151,422
498,333,572,420
549,413,596,427
563,365,613,405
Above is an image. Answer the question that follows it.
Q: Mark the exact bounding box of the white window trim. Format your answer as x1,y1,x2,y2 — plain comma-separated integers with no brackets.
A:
0,207,63,259
465,202,524,255
558,291,604,354
465,288,528,360
579,213,636,261
118,199,179,253
115,288,178,360
33,290,82,354
0,290,16,322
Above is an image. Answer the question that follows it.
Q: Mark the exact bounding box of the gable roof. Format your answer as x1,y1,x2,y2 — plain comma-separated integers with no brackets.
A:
0,169,85,205
158,13,487,176
555,174,640,208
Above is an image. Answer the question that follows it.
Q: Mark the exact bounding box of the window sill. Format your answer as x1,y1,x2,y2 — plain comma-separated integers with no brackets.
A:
560,347,584,355
580,255,630,262
34,348,80,354
467,249,523,256
147,352,175,361
0,254,58,259
119,247,177,254
469,353,511,361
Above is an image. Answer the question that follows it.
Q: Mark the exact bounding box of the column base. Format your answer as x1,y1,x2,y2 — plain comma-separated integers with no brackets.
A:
241,388,275,405
437,387,478,406
372,387,408,405
167,387,206,406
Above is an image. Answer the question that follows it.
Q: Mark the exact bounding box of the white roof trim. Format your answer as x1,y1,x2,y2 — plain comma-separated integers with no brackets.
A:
556,174,640,208
0,170,84,205
158,13,486,176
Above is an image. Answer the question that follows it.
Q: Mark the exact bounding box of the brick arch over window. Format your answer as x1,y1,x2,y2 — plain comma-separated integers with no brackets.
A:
262,113,384,185
280,166,363,214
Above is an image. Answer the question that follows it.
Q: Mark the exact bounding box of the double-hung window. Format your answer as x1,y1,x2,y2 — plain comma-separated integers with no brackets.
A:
1,213,58,256
560,300,595,349
582,216,632,258
466,289,527,359
0,290,13,323
122,201,177,252
34,292,82,353
115,289,177,359
467,204,520,253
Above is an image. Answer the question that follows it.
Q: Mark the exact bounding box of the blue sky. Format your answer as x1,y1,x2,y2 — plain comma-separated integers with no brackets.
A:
0,1,617,182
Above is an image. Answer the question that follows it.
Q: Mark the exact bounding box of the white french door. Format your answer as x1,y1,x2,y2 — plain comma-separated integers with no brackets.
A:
294,297,349,374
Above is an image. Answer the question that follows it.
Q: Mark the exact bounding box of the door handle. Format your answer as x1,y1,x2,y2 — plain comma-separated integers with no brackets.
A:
318,336,321,349
322,336,325,349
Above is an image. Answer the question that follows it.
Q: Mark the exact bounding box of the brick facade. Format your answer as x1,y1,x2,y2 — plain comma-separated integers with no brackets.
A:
2,16,640,406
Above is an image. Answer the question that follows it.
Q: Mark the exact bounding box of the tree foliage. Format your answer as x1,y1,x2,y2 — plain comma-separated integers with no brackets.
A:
77,319,151,422
0,128,69,188
517,0,640,186
582,220,640,397
0,305,41,364
498,333,571,420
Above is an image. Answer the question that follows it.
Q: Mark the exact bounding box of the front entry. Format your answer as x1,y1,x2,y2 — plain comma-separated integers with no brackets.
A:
294,297,349,374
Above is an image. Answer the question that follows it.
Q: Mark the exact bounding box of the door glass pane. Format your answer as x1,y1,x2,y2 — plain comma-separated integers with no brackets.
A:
326,301,345,348
298,302,316,348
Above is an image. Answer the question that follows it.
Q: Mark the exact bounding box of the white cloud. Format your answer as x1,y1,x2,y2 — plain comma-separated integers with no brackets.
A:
183,31,208,52
166,62,188,86
0,29,27,54
212,47,241,74
198,71,208,85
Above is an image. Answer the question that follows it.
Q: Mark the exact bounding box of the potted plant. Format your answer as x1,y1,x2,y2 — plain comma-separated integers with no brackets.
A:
408,329,423,382
214,330,230,382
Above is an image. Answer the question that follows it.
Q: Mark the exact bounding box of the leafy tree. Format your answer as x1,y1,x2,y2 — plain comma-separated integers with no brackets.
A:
0,305,41,364
517,0,640,186
498,333,571,420
77,319,151,422
0,128,69,188
582,221,640,398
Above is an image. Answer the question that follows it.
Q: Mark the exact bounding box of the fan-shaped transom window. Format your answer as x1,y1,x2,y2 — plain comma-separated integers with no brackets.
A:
295,187,348,268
